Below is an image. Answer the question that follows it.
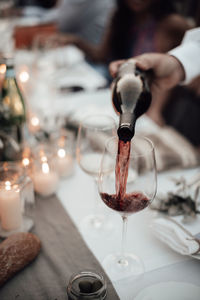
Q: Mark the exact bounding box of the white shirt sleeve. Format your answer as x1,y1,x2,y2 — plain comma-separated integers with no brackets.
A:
169,27,200,83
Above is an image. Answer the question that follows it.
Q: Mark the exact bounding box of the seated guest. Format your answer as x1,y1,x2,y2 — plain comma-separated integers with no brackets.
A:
15,0,116,45
57,0,191,74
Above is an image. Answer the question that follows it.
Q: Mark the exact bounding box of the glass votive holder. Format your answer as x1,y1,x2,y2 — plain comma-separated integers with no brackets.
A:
67,270,107,300
0,161,35,238
50,129,75,178
32,144,59,197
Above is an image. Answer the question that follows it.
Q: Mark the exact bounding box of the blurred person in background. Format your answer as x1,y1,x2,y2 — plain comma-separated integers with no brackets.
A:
160,5,200,148
55,0,190,125
57,0,190,77
32,0,190,128
14,0,116,45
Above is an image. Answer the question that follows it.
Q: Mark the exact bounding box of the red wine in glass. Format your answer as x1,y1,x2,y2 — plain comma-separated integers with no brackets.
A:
100,191,150,213
101,139,150,214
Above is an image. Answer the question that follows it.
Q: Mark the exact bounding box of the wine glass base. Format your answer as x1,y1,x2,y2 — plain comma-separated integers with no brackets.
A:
80,214,114,238
102,252,145,283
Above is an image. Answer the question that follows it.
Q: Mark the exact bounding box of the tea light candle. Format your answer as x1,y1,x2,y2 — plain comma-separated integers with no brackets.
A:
22,157,30,168
17,66,30,96
22,146,31,168
19,70,29,83
28,114,40,134
55,148,74,177
0,181,22,231
33,161,59,197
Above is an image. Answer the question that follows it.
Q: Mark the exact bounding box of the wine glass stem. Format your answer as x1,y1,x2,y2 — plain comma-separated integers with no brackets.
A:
93,177,99,212
119,215,128,265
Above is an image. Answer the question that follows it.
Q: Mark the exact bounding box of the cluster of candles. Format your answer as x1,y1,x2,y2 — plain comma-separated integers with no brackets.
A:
0,64,75,233
22,133,74,197
0,135,74,233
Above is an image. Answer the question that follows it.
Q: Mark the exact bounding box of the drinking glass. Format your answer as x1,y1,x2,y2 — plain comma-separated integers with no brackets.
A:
98,135,157,281
76,114,117,235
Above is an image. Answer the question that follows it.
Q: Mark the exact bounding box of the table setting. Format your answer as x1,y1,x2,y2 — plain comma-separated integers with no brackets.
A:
0,21,200,300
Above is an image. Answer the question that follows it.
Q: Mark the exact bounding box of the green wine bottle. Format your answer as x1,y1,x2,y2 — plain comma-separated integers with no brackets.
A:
0,57,26,161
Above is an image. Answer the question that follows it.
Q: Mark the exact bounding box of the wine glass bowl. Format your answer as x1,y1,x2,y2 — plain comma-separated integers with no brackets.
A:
76,114,117,235
99,136,157,214
98,135,157,281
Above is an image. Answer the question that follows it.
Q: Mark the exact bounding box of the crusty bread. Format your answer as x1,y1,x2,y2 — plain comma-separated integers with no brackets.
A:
0,232,41,286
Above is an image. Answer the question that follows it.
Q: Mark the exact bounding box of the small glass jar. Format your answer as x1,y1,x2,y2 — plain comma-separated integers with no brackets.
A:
67,270,107,300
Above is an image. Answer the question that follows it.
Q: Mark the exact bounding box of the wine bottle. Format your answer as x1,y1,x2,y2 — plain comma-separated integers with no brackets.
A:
0,57,26,161
112,59,152,142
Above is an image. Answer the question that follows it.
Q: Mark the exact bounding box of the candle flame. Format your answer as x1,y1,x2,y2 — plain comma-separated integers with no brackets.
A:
0,63,6,74
42,162,49,174
5,181,11,191
41,155,47,162
19,70,29,83
58,148,66,158
22,157,30,167
13,184,20,193
31,116,39,126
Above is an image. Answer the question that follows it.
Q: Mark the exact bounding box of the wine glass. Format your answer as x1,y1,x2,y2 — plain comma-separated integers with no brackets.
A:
98,135,157,281
76,114,117,236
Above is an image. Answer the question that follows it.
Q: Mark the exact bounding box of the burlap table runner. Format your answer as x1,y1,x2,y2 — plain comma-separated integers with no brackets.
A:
0,194,119,300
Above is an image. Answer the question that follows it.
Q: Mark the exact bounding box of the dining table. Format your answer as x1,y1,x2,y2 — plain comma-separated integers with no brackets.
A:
0,37,200,299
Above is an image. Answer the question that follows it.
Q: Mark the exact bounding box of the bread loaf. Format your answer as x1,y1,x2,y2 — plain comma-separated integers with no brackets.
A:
0,232,41,286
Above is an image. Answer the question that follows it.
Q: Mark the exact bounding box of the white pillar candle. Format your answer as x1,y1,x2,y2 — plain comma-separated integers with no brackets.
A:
0,181,22,231
33,162,59,197
55,149,74,177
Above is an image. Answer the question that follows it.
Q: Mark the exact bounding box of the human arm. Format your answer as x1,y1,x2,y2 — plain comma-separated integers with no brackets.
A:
109,28,200,96
169,27,200,83
109,53,185,97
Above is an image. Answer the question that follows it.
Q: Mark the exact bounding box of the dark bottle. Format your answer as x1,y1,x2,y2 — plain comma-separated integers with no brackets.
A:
112,59,152,142
0,57,26,161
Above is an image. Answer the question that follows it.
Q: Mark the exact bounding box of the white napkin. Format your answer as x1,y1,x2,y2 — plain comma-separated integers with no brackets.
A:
151,217,200,256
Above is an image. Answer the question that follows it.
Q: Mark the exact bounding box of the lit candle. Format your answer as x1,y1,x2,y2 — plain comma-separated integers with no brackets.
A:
0,63,6,89
55,148,74,177
0,63,6,75
22,157,30,168
22,146,31,168
33,159,59,197
0,181,22,231
28,114,40,133
17,66,30,96
19,70,29,83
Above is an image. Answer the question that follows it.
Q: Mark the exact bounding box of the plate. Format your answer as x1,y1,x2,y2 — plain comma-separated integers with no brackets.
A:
135,282,200,300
